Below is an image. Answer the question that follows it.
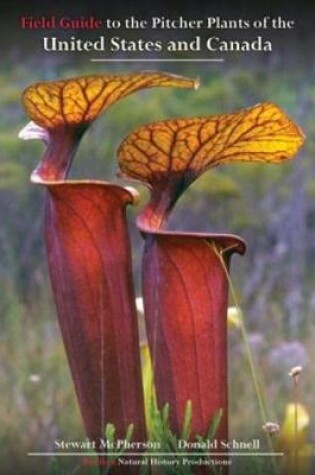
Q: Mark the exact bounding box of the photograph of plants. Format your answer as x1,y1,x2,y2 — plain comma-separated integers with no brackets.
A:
0,1,315,474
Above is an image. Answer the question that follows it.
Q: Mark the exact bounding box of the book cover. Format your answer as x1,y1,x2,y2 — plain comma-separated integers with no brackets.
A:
0,1,313,474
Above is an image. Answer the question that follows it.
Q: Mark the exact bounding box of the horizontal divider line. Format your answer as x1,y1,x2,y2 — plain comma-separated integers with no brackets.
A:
28,452,284,457
90,58,225,62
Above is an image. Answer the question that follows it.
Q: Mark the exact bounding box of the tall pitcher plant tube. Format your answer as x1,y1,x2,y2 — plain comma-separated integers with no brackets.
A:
44,182,144,444
20,72,198,454
118,103,305,442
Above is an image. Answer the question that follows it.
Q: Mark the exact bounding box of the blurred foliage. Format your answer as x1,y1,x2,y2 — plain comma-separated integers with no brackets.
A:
277,403,311,475
1,54,315,474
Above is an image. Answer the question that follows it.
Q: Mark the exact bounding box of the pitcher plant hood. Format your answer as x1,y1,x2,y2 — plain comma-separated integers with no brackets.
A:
21,71,198,181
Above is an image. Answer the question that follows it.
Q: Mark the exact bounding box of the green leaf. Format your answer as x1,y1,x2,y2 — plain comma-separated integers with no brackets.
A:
125,423,134,443
104,423,116,443
207,409,223,441
181,400,192,440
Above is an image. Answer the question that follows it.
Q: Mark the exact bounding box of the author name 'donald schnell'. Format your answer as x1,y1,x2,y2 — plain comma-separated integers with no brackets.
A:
54,438,261,451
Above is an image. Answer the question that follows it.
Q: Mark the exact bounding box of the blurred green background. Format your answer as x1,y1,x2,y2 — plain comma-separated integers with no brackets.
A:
1,2,315,474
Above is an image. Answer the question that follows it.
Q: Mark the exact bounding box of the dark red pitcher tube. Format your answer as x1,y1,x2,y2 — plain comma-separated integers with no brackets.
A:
43,181,146,454
142,232,245,440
